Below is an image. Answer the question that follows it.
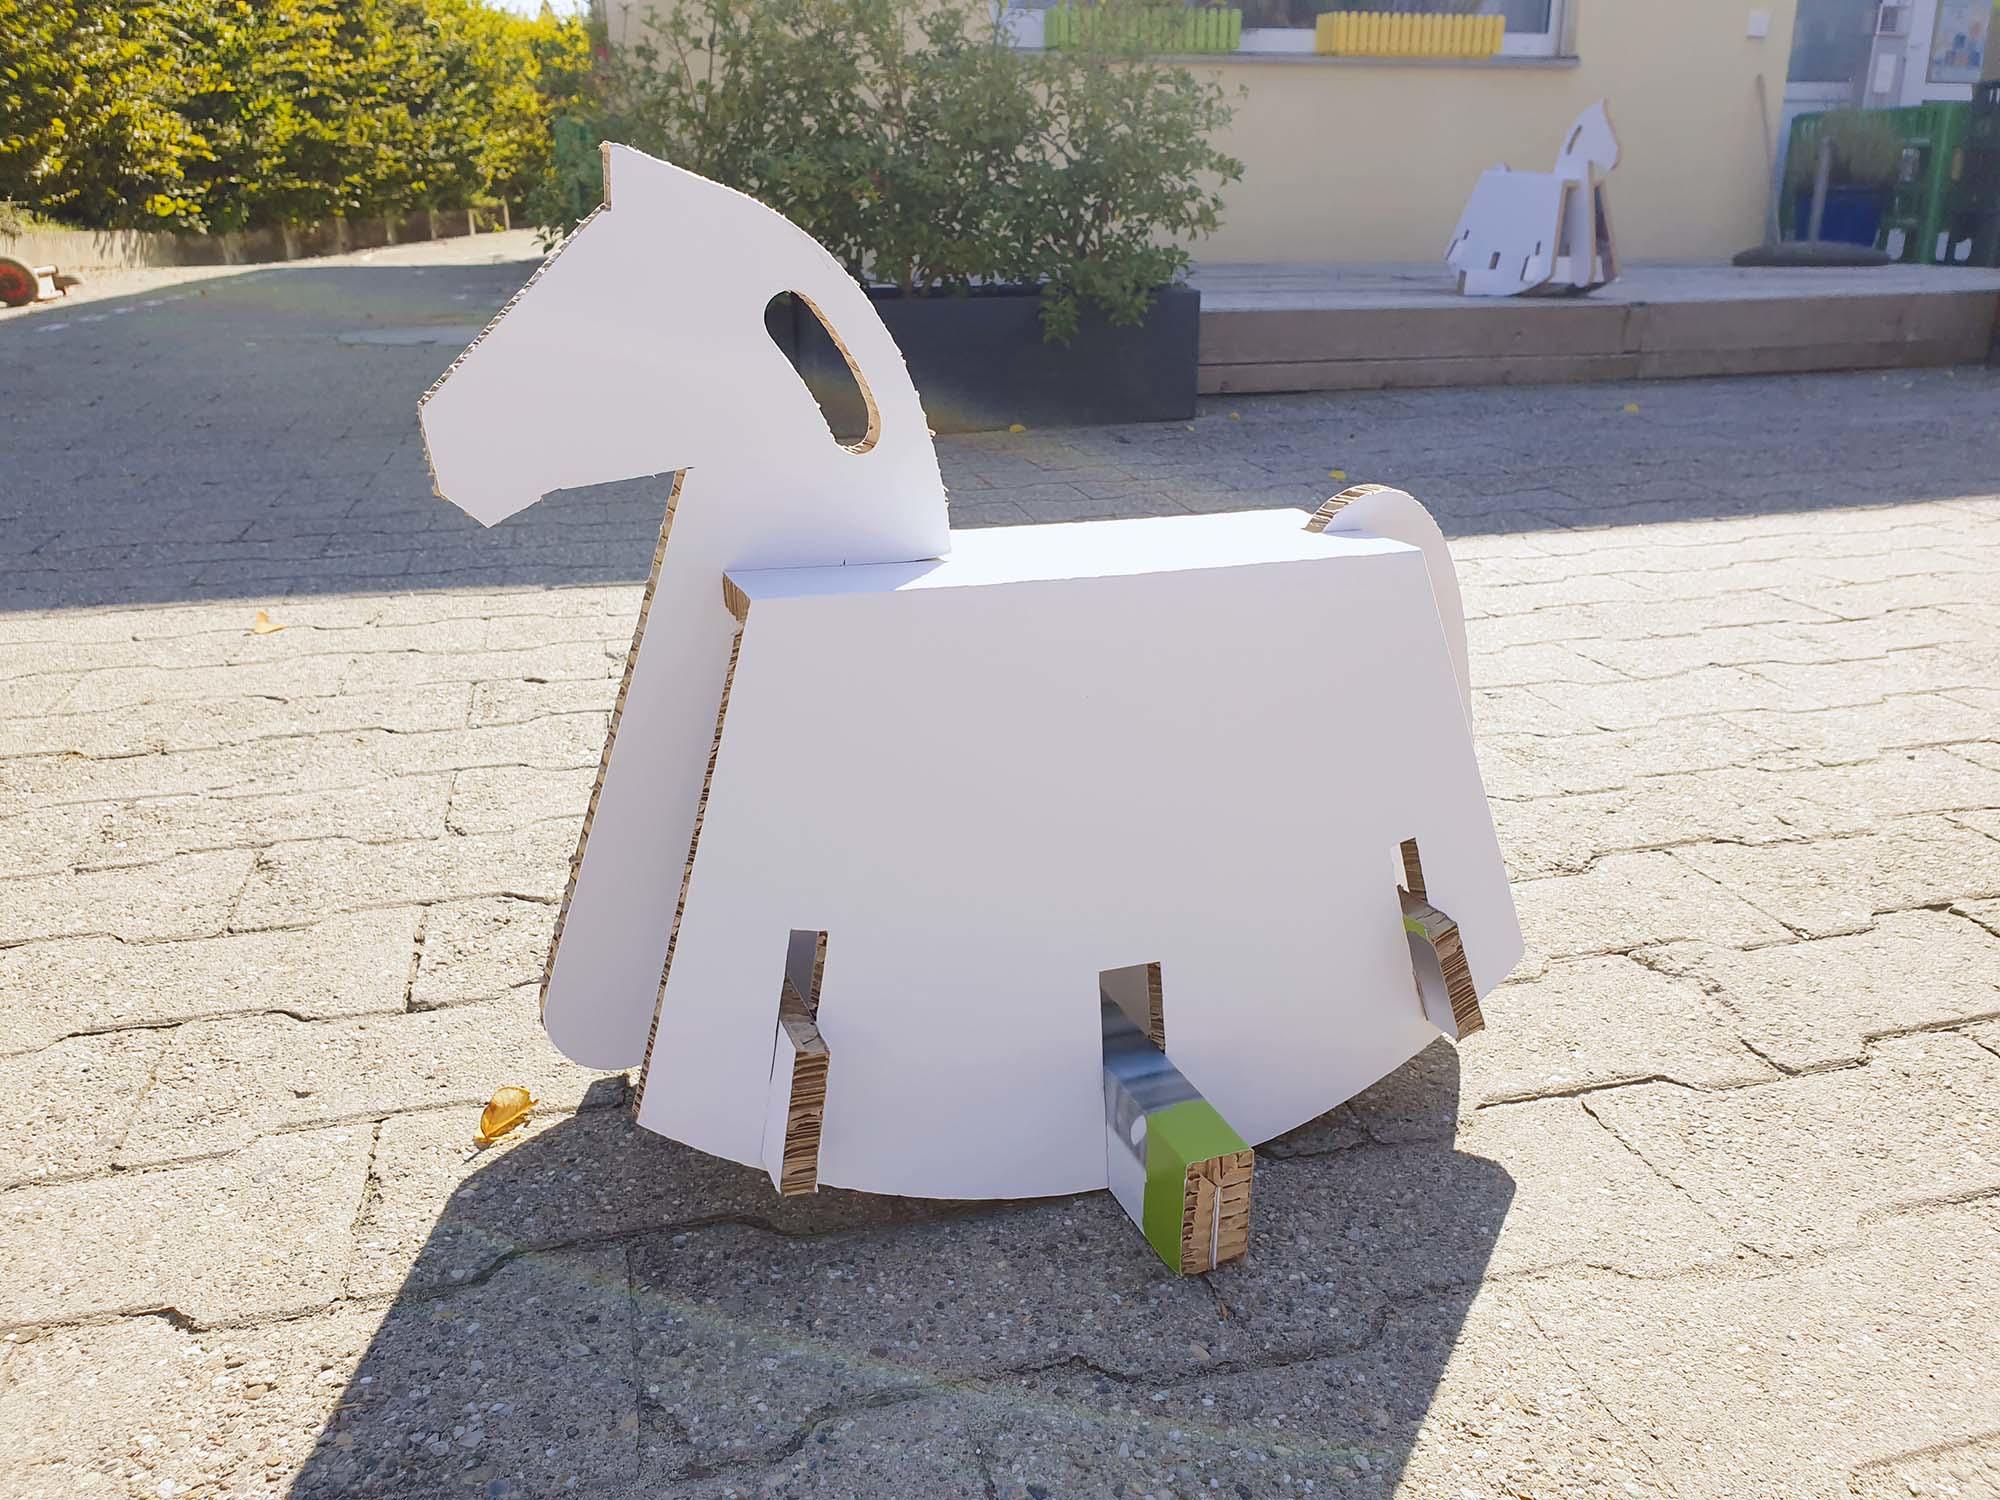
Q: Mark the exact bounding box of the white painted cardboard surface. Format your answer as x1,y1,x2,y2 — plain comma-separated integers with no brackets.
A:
637,510,1522,1198
1311,486,1469,713
1447,101,1621,297
419,146,951,1069
759,1024,799,1187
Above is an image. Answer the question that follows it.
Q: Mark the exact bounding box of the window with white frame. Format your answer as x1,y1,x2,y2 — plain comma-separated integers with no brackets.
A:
999,0,1570,56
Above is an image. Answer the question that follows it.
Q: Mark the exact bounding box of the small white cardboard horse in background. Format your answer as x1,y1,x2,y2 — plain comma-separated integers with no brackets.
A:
1447,100,1620,297
418,145,1522,1272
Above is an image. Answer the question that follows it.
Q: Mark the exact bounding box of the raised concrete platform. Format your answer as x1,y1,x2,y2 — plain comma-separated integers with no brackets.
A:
1192,260,2000,395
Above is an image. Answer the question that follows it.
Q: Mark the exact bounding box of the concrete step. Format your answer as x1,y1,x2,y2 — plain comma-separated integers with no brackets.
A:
1193,260,2000,394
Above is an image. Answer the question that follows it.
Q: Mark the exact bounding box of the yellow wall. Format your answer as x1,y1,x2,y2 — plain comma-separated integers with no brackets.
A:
1196,0,1799,263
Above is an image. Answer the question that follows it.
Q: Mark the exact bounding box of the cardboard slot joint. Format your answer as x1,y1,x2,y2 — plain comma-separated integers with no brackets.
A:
1180,1148,1255,1274
1399,836,1428,901
1400,888,1485,1040
775,986,830,1195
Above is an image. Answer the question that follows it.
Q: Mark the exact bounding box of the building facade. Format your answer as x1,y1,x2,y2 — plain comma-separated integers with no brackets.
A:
599,0,1807,265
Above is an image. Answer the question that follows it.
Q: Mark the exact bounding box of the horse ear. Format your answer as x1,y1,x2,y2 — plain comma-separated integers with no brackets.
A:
1591,100,1620,170
600,142,655,208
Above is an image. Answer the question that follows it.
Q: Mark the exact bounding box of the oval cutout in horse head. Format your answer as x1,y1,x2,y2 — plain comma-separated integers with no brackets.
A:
767,290,882,454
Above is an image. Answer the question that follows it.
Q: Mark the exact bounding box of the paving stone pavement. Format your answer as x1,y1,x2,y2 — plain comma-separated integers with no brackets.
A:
2,236,1998,1499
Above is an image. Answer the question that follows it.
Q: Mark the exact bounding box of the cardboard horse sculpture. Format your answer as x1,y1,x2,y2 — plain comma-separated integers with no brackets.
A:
419,145,1523,1273
1446,100,1621,297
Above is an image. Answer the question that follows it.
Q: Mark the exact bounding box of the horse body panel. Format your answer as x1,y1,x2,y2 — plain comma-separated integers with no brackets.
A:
636,514,1519,1198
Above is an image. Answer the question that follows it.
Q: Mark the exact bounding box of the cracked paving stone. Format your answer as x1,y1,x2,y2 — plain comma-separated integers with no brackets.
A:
1259,1101,1370,1158
298,1246,639,1499
1532,664,1822,731
407,895,559,1010
1723,691,1998,767
1958,896,2000,940
1328,1040,1464,1144
0,736,324,806
1496,748,2000,869
1966,1018,2000,1059
620,1093,1730,1484
270,713,612,787
1491,766,1807,880
1025,1284,1676,1500
1767,747,2000,838
115,998,622,1167
0,1126,369,1327
0,847,254,944
1672,814,2000,938
625,1196,1305,1475
1463,954,1775,1102
64,776,454,871
1641,909,2000,1071
0,1029,162,1189
1738,647,1990,711
470,676,622,725
1251,1093,1736,1285
1512,849,1793,961
1581,1031,2000,1259
642,1300,1669,1500
445,763,596,834
1847,1432,2000,1500
349,1103,950,1298
637,1385,1419,1500
1520,1199,2000,1500
0,906,423,1054
0,1245,637,1500
229,823,575,927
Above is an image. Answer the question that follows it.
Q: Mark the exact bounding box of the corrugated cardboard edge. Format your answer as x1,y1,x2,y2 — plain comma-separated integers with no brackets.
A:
1400,887,1486,1040
1180,1148,1254,1274
1303,482,1394,535
634,595,747,1112
538,469,684,1026
774,989,830,1196
791,288,884,456
1399,836,1427,901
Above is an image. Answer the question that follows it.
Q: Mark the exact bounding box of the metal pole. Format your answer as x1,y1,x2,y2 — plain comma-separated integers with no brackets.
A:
1806,134,1833,242
1755,72,1781,248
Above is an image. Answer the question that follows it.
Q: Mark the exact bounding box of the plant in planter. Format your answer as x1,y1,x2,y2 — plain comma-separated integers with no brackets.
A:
1785,108,1904,246
1000,7,1243,344
540,0,1241,428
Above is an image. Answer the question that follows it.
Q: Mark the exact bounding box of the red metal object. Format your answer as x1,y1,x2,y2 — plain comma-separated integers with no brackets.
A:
0,257,59,307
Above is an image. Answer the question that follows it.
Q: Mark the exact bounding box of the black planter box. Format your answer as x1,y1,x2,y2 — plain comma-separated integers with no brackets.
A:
773,284,1200,436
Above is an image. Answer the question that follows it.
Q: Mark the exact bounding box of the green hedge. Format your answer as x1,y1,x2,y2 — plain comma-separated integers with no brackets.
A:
0,0,590,234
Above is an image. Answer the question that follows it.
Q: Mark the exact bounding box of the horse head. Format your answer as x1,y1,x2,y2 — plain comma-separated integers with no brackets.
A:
419,144,948,554
1554,100,1619,182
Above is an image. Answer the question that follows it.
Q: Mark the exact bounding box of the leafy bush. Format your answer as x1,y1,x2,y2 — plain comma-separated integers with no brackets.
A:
0,0,589,234
1003,18,1242,340
556,0,1243,339
0,1,207,227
